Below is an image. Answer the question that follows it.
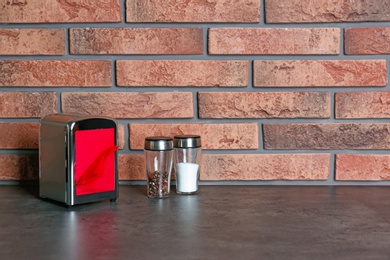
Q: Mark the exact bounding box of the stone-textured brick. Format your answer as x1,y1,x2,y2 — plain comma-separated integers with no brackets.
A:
129,123,258,150
0,29,65,55
202,154,330,180
126,0,260,23
0,92,57,118
118,124,125,150
345,27,390,55
336,154,390,181
336,92,390,119
70,28,203,55
119,154,178,181
61,92,194,119
263,123,390,150
209,28,340,55
0,60,112,87
118,153,330,181
265,0,390,23
198,92,330,118
119,154,145,180
254,60,387,87
0,154,38,180
0,123,39,149
0,0,121,23
116,60,248,87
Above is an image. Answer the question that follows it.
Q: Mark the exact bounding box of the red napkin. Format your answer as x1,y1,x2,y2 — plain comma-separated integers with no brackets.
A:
74,128,117,196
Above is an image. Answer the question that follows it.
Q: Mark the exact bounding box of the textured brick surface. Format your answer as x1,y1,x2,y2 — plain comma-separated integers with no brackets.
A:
126,0,260,23
61,92,194,118
1,0,389,185
0,154,38,180
336,154,390,181
0,29,65,55
202,154,330,180
336,92,390,119
0,0,121,23
116,60,248,87
263,123,390,150
254,60,387,87
118,153,330,181
0,123,39,149
118,124,125,150
198,92,330,118
129,123,258,150
345,27,390,54
119,154,145,180
70,28,203,54
0,60,112,87
0,92,57,118
265,0,390,23
209,28,340,55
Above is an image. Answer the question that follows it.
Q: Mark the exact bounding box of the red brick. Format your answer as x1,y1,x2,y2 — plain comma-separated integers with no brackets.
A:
336,92,390,119
118,124,125,150
198,92,330,118
70,28,203,55
129,123,258,150
253,60,387,87
0,123,38,149
61,92,194,119
265,0,390,23
0,0,121,23
0,154,38,180
0,29,65,55
118,153,330,181
0,92,57,118
126,0,260,23
0,60,112,87
119,154,145,180
263,123,390,149
202,154,330,180
209,28,340,55
336,154,390,181
119,154,178,181
116,60,248,87
345,27,390,55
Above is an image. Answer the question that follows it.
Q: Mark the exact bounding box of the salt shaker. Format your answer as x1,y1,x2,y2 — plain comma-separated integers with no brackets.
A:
144,136,173,198
173,135,202,195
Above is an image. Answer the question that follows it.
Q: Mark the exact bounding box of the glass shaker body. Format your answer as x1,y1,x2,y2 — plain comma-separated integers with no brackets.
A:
174,135,202,195
144,137,173,198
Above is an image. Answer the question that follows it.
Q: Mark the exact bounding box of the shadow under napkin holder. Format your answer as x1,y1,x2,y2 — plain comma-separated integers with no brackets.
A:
39,113,119,206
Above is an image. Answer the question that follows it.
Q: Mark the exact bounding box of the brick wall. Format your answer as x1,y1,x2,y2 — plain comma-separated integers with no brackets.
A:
1,0,389,185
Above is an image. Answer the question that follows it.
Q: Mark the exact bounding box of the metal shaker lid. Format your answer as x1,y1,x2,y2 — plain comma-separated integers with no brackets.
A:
173,135,201,148
144,136,173,151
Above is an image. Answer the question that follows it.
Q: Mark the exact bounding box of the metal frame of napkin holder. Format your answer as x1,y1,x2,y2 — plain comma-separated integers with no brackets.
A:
39,113,119,206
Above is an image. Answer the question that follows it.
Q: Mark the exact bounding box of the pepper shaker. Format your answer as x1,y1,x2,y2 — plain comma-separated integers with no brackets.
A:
144,136,173,198
174,135,202,195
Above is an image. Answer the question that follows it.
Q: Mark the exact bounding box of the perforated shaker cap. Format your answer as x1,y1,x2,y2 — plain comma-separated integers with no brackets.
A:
144,136,173,151
173,135,201,148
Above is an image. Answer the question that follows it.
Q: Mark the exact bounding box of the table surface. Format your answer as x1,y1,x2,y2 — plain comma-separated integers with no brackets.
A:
0,185,389,260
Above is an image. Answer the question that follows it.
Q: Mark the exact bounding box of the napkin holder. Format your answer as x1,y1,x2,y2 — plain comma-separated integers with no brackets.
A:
39,113,118,206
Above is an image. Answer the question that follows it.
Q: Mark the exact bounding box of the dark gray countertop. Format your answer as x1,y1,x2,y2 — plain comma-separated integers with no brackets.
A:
0,185,389,260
